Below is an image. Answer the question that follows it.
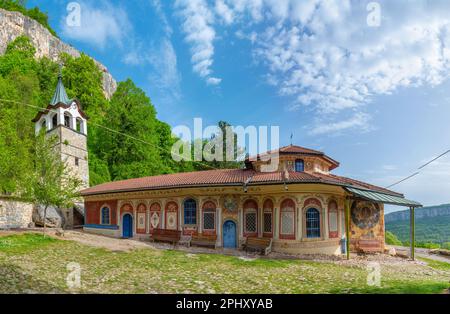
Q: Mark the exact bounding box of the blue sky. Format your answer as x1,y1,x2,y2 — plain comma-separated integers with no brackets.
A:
28,0,450,212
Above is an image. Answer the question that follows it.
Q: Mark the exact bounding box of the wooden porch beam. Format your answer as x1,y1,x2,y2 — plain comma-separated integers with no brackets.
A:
410,206,415,260
344,199,350,260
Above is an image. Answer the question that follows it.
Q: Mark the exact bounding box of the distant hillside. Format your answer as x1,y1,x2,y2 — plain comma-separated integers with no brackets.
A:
385,204,450,247
385,204,450,222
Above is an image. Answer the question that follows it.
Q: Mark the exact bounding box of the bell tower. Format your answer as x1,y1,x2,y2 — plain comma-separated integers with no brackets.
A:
32,70,90,227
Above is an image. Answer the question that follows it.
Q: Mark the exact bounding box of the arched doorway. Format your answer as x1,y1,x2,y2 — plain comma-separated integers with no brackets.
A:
122,213,133,238
223,220,237,248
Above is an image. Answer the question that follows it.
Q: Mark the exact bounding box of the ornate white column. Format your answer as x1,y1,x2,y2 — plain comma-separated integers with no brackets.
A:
295,206,301,240
178,198,182,231
198,197,203,234
58,108,63,126
146,208,150,234
238,208,243,238
161,200,165,229
133,207,137,236
323,207,329,240
216,207,222,247
273,207,279,240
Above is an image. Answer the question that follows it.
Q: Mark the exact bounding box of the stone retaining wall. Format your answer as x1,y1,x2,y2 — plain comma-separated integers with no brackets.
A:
0,198,33,229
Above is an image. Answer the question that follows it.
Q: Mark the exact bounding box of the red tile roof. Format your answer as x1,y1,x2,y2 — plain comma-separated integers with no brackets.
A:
246,145,340,170
80,168,402,197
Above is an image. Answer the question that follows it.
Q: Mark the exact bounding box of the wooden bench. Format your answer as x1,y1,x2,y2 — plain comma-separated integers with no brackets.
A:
151,228,181,245
358,239,383,253
243,237,272,255
191,234,217,248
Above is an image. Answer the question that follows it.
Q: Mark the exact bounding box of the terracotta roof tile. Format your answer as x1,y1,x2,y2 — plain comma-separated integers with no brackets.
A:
246,145,340,170
81,168,402,197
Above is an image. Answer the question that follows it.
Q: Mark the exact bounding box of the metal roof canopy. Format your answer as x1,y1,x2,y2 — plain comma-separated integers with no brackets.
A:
345,187,422,208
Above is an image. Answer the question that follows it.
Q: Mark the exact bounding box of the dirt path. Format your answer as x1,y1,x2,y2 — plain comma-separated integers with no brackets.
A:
394,246,450,263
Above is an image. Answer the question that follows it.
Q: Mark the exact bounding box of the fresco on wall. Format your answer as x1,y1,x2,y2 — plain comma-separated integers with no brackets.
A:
351,201,380,229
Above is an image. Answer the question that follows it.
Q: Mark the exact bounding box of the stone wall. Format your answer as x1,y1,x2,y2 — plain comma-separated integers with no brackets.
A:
0,198,33,229
0,8,117,98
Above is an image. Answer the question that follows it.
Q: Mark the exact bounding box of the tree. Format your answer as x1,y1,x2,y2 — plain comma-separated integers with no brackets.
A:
26,133,82,234
95,79,165,180
193,120,245,170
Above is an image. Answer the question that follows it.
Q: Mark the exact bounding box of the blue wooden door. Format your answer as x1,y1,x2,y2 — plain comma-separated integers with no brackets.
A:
223,220,237,248
122,214,133,238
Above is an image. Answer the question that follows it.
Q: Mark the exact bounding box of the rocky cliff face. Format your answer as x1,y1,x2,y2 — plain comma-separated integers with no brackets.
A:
385,204,450,222
0,8,117,98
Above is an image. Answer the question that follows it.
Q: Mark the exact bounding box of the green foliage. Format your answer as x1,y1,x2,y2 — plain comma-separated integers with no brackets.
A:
0,0,57,36
0,35,37,76
24,132,82,210
0,34,244,196
60,53,107,117
386,215,450,248
94,79,168,180
0,233,56,253
385,231,402,246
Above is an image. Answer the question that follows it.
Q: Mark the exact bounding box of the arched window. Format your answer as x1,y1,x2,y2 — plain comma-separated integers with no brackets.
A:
76,118,82,133
280,199,295,239
184,199,197,225
202,201,216,232
52,114,58,129
306,208,320,238
263,199,273,237
243,200,258,236
295,159,304,172
101,207,110,225
64,112,71,128
328,201,338,238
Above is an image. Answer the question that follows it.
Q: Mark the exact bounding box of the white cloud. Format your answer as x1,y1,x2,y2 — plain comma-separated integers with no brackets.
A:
309,112,371,135
61,1,131,49
148,39,181,99
174,0,450,134
215,0,234,24
123,1,181,102
175,0,221,84
206,77,222,85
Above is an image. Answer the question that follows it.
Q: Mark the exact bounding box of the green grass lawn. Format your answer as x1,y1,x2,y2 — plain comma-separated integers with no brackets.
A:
0,233,448,294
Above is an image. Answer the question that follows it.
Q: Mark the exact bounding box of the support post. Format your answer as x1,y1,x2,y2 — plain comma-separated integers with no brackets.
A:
410,206,415,260
344,199,351,260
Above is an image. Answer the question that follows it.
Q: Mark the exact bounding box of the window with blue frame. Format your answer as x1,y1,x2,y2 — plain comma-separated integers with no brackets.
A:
184,199,197,225
295,159,304,172
306,208,320,238
101,207,110,225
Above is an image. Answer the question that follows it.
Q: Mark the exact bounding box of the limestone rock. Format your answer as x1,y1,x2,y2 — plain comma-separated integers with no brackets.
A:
388,247,397,256
32,205,65,228
0,8,117,99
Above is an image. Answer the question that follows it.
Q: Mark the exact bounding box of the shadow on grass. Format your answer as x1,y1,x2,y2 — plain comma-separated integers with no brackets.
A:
0,262,68,293
329,281,449,294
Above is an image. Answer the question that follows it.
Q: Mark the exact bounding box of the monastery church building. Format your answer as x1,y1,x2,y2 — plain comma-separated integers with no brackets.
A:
33,74,421,255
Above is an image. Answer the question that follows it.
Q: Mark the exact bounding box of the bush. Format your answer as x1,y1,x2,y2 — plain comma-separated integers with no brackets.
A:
0,0,57,37
385,231,402,246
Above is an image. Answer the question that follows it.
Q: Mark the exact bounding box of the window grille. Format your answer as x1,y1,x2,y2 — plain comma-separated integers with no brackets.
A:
101,207,110,225
263,212,272,233
245,212,257,233
184,199,197,225
281,210,294,234
203,212,215,230
306,208,320,238
295,159,304,172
